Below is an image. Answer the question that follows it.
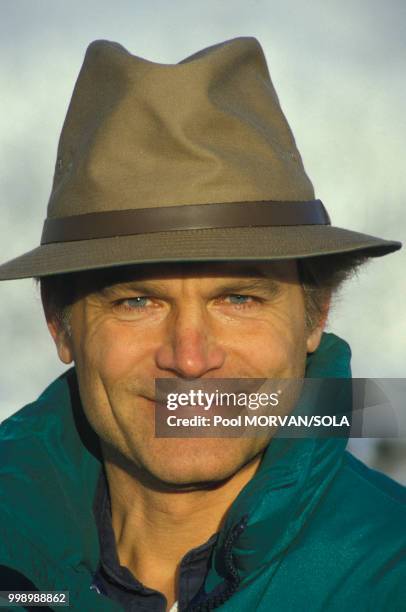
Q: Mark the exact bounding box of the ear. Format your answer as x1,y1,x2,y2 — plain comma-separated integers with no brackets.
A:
306,295,331,354
47,317,74,364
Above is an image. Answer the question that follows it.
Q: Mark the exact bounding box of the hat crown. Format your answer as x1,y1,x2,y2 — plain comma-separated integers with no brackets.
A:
0,37,401,282
48,36,314,219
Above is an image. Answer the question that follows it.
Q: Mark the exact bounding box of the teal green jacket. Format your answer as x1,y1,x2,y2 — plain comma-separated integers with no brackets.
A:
0,333,405,611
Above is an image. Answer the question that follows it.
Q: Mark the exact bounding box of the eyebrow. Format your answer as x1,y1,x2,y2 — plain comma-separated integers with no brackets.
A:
207,278,281,296
99,276,282,299
99,281,170,299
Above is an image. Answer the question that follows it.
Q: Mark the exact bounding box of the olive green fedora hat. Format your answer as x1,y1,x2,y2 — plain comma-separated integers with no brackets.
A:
0,36,401,280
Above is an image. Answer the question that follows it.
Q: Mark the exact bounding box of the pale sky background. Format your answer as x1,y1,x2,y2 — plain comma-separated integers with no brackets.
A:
0,1,405,479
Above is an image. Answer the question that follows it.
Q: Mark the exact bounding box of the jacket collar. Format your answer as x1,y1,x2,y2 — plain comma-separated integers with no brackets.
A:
204,332,352,590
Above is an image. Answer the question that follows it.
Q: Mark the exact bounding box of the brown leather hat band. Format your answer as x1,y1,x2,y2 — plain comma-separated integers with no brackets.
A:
40,200,331,244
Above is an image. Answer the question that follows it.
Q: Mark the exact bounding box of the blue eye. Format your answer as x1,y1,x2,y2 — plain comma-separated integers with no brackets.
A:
124,296,150,308
228,295,250,304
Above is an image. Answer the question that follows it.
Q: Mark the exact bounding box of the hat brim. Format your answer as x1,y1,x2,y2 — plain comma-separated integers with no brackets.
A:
0,225,401,280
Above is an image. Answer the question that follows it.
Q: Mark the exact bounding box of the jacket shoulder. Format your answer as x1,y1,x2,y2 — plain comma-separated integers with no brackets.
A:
340,450,406,511
270,451,405,610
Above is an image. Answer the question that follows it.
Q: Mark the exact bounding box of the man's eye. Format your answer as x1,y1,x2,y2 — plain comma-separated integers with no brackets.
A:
117,296,151,310
225,294,256,307
228,294,250,303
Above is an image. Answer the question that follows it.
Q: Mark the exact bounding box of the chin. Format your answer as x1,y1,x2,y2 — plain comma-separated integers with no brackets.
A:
135,437,261,489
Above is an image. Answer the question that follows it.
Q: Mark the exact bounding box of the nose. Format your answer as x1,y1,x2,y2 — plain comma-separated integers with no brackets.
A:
155,302,226,378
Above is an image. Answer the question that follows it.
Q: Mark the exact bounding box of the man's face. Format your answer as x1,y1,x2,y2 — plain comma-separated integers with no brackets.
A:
50,261,326,488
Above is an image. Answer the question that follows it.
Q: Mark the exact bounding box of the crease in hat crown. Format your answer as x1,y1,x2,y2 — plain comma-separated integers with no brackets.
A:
48,36,315,220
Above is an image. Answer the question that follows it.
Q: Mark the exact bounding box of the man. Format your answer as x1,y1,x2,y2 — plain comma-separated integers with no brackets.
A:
0,37,404,611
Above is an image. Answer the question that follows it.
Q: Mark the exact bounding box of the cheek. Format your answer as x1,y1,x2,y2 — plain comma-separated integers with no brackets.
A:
95,329,138,382
71,323,152,449
70,321,150,428
255,327,306,377
76,322,153,384
243,305,307,376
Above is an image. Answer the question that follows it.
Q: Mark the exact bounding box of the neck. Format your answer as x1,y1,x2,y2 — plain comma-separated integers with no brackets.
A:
101,445,262,609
